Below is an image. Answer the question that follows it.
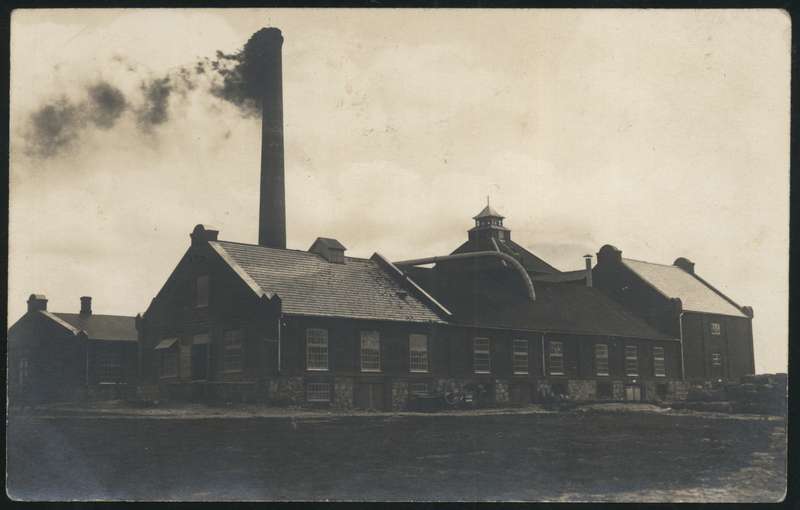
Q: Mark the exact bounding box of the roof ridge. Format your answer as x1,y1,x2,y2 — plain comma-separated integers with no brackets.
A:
622,257,678,268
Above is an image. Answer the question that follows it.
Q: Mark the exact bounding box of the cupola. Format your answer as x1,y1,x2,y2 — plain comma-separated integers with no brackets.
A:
468,198,511,242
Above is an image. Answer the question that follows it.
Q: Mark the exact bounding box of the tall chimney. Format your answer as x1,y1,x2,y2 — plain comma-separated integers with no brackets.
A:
80,296,92,315
252,27,286,249
584,254,593,287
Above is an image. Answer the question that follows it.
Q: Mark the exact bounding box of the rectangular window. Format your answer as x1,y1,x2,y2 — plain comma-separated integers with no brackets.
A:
549,341,564,375
306,328,329,371
711,352,722,366
594,343,610,376
360,331,381,372
161,349,178,378
473,337,491,374
307,382,331,402
710,322,721,335
597,382,613,399
513,339,529,374
410,382,429,396
625,345,639,376
97,347,123,383
196,275,209,308
653,346,666,377
223,329,244,372
409,334,429,372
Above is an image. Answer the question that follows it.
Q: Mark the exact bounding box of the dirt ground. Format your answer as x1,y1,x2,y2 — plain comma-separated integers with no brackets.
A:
6,404,786,502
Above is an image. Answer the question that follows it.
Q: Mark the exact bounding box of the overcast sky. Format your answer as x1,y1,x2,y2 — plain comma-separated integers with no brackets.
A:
9,9,789,373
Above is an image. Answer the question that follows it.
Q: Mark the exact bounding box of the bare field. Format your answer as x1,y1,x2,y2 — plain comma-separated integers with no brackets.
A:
6,409,786,502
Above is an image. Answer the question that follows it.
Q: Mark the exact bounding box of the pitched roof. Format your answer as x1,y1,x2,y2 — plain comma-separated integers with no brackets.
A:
531,270,587,283
451,238,560,274
431,276,674,340
50,312,138,342
210,241,445,323
473,204,504,219
622,258,747,318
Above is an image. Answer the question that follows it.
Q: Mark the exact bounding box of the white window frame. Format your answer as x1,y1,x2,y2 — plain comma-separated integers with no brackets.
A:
710,322,722,336
196,275,210,308
625,345,639,376
306,382,331,402
409,334,429,373
306,328,329,371
473,337,491,374
548,341,564,375
360,330,381,372
653,346,666,377
594,343,610,376
512,339,529,375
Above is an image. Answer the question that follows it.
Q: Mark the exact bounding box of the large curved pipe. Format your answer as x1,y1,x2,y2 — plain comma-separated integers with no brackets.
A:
393,251,536,301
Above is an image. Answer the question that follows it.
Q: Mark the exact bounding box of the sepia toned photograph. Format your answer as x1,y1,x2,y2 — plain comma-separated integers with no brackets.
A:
6,8,789,502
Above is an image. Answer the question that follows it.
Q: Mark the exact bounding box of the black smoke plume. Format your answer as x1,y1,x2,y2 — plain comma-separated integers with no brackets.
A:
24,28,274,158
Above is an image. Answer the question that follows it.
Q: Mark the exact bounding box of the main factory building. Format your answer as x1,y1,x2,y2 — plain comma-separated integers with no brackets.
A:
10,28,756,409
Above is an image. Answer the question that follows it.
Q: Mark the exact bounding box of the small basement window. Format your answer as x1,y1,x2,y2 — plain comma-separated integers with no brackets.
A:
307,382,331,402
410,382,429,396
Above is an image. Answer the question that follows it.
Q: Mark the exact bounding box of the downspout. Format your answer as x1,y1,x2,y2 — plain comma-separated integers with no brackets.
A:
277,314,282,374
394,251,536,301
541,333,546,377
678,312,686,380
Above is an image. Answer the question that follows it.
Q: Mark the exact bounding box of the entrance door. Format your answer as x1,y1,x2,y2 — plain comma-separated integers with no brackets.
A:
624,385,642,402
354,383,385,410
191,344,208,381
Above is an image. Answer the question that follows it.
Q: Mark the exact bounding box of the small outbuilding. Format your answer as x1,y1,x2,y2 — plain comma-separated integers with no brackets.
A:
7,294,138,404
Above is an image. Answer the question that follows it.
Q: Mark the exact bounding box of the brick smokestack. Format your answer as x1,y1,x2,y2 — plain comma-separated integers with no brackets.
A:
253,27,286,249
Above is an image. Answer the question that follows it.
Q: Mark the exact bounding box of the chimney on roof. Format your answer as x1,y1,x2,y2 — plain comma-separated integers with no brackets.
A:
584,255,593,287
597,244,622,264
27,294,47,312
253,27,287,250
674,257,695,274
80,296,92,315
190,224,219,246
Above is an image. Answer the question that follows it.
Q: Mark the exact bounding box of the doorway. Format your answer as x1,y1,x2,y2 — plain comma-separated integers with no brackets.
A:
191,344,209,381
624,384,642,402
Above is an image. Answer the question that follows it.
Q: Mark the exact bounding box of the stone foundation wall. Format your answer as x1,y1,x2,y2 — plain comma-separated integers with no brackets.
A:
268,377,305,406
567,380,596,401
333,377,354,409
